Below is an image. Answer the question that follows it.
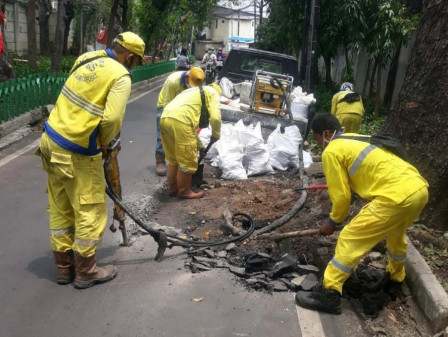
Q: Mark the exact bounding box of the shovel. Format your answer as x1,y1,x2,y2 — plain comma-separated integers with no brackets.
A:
192,141,214,187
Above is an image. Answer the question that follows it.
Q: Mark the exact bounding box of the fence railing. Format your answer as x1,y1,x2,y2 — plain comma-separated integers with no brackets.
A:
0,60,175,124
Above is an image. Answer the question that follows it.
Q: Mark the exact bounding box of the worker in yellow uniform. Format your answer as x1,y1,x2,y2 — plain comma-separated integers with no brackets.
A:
295,114,428,314
155,67,204,176
331,82,365,133
160,80,222,199
36,32,146,289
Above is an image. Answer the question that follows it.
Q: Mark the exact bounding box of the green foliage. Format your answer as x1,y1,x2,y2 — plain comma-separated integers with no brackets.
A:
340,61,354,83
13,56,77,77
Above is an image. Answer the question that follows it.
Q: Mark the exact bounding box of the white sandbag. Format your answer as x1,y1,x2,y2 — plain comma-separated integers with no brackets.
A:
212,124,247,180
239,82,253,105
219,77,235,99
303,150,313,169
267,124,303,170
234,120,274,176
291,100,309,121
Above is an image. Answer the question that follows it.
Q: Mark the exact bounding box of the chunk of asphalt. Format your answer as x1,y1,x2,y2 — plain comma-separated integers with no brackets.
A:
256,252,272,259
296,264,320,275
300,273,319,291
245,254,270,273
272,280,289,292
280,278,300,291
214,260,229,268
217,250,228,258
192,256,216,266
291,275,307,286
271,253,299,278
190,263,212,273
203,249,215,258
225,243,237,252
229,266,248,278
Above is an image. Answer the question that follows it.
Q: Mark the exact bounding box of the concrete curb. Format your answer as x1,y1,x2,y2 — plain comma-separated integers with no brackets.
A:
0,73,171,152
406,237,448,333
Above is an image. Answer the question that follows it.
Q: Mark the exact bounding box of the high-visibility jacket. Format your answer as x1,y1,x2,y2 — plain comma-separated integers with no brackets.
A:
157,71,187,108
45,50,131,156
331,91,365,117
323,134,428,225
161,86,222,141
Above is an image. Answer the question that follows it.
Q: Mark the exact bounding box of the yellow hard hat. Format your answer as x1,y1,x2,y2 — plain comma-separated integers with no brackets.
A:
115,32,146,62
209,83,222,96
188,66,205,83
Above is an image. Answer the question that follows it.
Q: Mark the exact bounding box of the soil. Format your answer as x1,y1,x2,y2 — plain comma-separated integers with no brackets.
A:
141,159,447,336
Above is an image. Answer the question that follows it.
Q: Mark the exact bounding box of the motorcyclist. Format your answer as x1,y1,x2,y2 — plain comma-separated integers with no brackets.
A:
201,49,217,84
216,48,225,72
201,49,217,65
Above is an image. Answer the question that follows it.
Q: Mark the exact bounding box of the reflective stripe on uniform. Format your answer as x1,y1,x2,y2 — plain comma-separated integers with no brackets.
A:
75,237,102,247
349,144,376,175
387,249,407,261
61,85,104,118
330,257,352,274
50,227,74,237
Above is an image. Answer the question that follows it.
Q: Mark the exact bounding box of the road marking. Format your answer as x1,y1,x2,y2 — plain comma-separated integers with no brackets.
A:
295,294,326,337
128,83,163,103
0,138,41,168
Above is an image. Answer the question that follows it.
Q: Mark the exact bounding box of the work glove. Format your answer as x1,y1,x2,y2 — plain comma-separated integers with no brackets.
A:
199,147,208,159
319,220,336,236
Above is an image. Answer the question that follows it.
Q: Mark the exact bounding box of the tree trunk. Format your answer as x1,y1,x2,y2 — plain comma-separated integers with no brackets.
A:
382,0,448,230
0,5,15,81
299,0,310,86
50,0,65,72
374,57,382,119
121,0,128,31
362,58,371,97
383,41,402,107
368,59,377,97
37,0,52,56
322,53,332,88
26,0,37,68
63,0,75,55
107,0,120,47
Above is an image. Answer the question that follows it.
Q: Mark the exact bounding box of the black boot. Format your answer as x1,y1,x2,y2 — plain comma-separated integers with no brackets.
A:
295,285,342,315
384,280,403,301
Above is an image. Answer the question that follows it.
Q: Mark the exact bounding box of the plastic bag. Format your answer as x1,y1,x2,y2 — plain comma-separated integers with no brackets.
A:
267,124,303,170
234,120,274,176
219,77,235,99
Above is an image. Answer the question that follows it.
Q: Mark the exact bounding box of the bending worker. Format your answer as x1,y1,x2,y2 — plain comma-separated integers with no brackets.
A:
331,82,365,133
36,32,146,289
295,114,428,314
154,67,204,176
160,77,222,199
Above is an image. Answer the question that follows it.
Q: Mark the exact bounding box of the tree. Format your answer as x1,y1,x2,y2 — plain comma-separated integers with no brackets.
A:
51,0,65,72
37,0,52,56
382,0,448,230
63,0,76,55
25,0,37,69
0,4,15,81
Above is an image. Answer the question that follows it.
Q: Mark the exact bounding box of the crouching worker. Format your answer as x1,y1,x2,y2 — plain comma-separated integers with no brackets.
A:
36,32,146,288
160,78,222,199
295,114,429,314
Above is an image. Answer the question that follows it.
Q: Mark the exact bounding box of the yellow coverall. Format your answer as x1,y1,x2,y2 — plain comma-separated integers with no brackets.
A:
331,91,365,133
322,135,428,294
38,50,131,257
160,86,221,173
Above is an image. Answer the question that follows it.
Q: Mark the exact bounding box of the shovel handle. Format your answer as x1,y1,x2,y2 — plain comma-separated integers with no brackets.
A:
198,140,214,164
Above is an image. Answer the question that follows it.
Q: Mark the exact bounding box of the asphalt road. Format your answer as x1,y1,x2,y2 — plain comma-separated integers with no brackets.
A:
0,82,373,337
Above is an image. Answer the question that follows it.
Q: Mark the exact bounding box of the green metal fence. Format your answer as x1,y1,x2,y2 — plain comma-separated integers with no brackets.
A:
0,61,175,124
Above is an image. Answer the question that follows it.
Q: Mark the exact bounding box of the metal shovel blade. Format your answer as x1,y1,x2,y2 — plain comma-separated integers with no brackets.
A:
192,163,205,187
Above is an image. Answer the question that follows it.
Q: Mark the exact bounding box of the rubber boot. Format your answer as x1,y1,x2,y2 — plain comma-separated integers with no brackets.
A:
177,169,204,199
73,252,117,289
155,153,167,176
53,250,75,285
295,285,342,315
167,164,178,197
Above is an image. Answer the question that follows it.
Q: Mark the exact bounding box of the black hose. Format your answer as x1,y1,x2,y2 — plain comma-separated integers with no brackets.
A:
103,154,255,248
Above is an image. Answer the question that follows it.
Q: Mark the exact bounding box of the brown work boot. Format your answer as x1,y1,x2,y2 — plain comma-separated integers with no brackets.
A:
53,250,75,285
167,164,178,197
155,153,167,176
177,169,204,199
73,252,117,289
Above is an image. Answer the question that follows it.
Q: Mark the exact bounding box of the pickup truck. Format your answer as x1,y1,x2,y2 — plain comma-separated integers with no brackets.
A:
217,47,300,86
216,48,308,138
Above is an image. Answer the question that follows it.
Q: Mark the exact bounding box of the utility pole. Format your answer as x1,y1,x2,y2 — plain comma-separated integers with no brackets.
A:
305,0,320,93
253,0,256,42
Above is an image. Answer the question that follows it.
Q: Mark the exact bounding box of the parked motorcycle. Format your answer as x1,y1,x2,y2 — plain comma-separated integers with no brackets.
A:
205,62,217,84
